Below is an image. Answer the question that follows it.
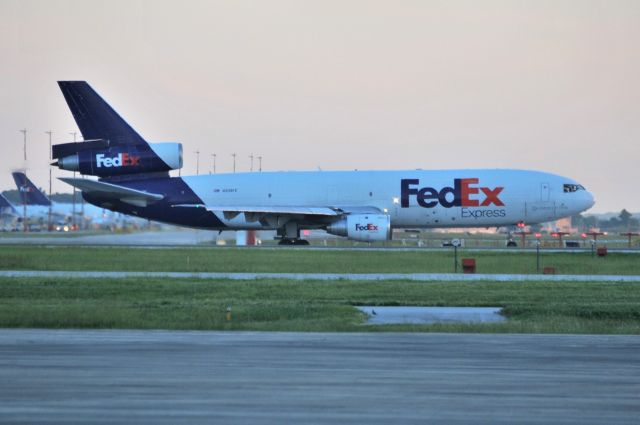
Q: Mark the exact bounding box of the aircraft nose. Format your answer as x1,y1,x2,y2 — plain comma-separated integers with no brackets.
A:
582,191,595,211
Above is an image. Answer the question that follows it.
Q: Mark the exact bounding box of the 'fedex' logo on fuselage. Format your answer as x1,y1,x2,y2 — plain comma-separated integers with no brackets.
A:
96,153,140,168
355,223,378,231
401,178,504,208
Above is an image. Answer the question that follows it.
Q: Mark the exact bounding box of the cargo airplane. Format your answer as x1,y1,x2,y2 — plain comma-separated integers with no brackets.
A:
53,82,594,244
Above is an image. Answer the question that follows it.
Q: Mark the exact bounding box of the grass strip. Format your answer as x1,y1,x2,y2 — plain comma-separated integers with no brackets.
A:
0,277,639,333
0,246,638,275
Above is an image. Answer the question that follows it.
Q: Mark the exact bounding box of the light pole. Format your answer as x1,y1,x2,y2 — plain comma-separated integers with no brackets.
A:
534,233,542,273
70,131,77,230
536,239,541,273
211,154,216,174
258,156,262,172
451,239,461,273
19,129,27,232
249,154,254,172
585,231,605,257
20,129,27,161
45,131,53,231
231,153,236,173
195,150,200,175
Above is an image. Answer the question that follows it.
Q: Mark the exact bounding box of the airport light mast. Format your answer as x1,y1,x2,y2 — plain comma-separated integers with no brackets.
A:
19,129,27,232
45,131,53,231
534,232,542,273
20,129,27,161
620,232,639,249
513,221,530,248
584,231,606,257
69,131,77,230
551,231,571,248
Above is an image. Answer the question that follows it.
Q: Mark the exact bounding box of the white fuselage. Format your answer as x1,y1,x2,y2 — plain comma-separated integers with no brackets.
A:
180,169,594,230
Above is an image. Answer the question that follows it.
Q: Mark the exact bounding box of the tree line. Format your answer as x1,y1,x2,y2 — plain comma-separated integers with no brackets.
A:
572,209,639,232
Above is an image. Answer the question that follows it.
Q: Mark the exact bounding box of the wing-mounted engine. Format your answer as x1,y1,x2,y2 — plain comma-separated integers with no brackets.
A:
51,141,183,177
326,214,391,242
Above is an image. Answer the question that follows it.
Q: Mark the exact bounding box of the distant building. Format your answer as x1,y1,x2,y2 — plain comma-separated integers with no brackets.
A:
555,217,575,233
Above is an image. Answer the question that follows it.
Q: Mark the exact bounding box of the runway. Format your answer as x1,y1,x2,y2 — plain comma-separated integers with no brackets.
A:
2,269,640,282
1,330,638,424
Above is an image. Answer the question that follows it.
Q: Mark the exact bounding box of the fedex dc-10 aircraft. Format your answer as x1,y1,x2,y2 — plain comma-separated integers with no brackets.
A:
53,81,594,244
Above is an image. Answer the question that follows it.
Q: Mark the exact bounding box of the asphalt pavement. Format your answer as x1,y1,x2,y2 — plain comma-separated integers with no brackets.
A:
1,330,638,424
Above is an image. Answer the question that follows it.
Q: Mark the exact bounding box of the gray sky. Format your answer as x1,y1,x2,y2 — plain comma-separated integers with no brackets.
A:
0,0,638,213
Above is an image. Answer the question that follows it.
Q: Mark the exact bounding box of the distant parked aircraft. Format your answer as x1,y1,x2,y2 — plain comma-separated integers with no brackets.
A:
11,171,113,229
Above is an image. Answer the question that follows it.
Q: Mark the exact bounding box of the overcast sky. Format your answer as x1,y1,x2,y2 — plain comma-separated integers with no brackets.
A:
0,0,638,213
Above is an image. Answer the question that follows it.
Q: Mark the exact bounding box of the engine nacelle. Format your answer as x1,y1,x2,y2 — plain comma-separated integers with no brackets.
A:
54,142,183,177
326,214,391,242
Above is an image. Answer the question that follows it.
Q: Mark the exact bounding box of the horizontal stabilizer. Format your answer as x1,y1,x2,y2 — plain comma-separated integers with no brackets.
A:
0,193,17,214
59,178,163,207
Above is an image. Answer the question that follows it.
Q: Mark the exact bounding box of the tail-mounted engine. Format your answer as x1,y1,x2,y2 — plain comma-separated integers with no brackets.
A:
51,140,182,177
326,214,391,242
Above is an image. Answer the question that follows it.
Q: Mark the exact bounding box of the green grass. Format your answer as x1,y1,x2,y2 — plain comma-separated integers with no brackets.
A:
0,245,638,275
1,277,639,333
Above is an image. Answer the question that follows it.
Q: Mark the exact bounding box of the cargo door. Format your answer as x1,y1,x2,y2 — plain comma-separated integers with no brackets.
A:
540,182,550,202
530,182,555,221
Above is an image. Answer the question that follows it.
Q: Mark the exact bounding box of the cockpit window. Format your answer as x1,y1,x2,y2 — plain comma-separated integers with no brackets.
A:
564,184,586,193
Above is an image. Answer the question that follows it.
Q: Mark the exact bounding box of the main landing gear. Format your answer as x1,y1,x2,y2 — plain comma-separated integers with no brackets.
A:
276,222,310,246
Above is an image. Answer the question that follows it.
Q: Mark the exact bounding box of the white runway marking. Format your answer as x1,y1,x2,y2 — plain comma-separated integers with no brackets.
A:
1,270,640,281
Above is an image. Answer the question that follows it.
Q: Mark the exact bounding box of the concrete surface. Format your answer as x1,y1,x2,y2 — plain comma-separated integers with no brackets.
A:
1,230,639,254
0,230,245,246
2,269,640,282
357,306,505,324
0,330,638,424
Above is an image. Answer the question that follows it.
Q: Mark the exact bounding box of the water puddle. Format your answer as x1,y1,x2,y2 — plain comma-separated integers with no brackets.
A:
357,306,505,325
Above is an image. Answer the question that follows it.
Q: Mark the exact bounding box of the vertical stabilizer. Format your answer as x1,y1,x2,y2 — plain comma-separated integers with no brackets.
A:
11,172,52,206
57,81,147,146
54,81,179,180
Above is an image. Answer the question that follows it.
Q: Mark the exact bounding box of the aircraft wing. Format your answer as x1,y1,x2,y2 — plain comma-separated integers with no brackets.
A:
172,204,339,221
59,177,164,207
172,204,382,221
